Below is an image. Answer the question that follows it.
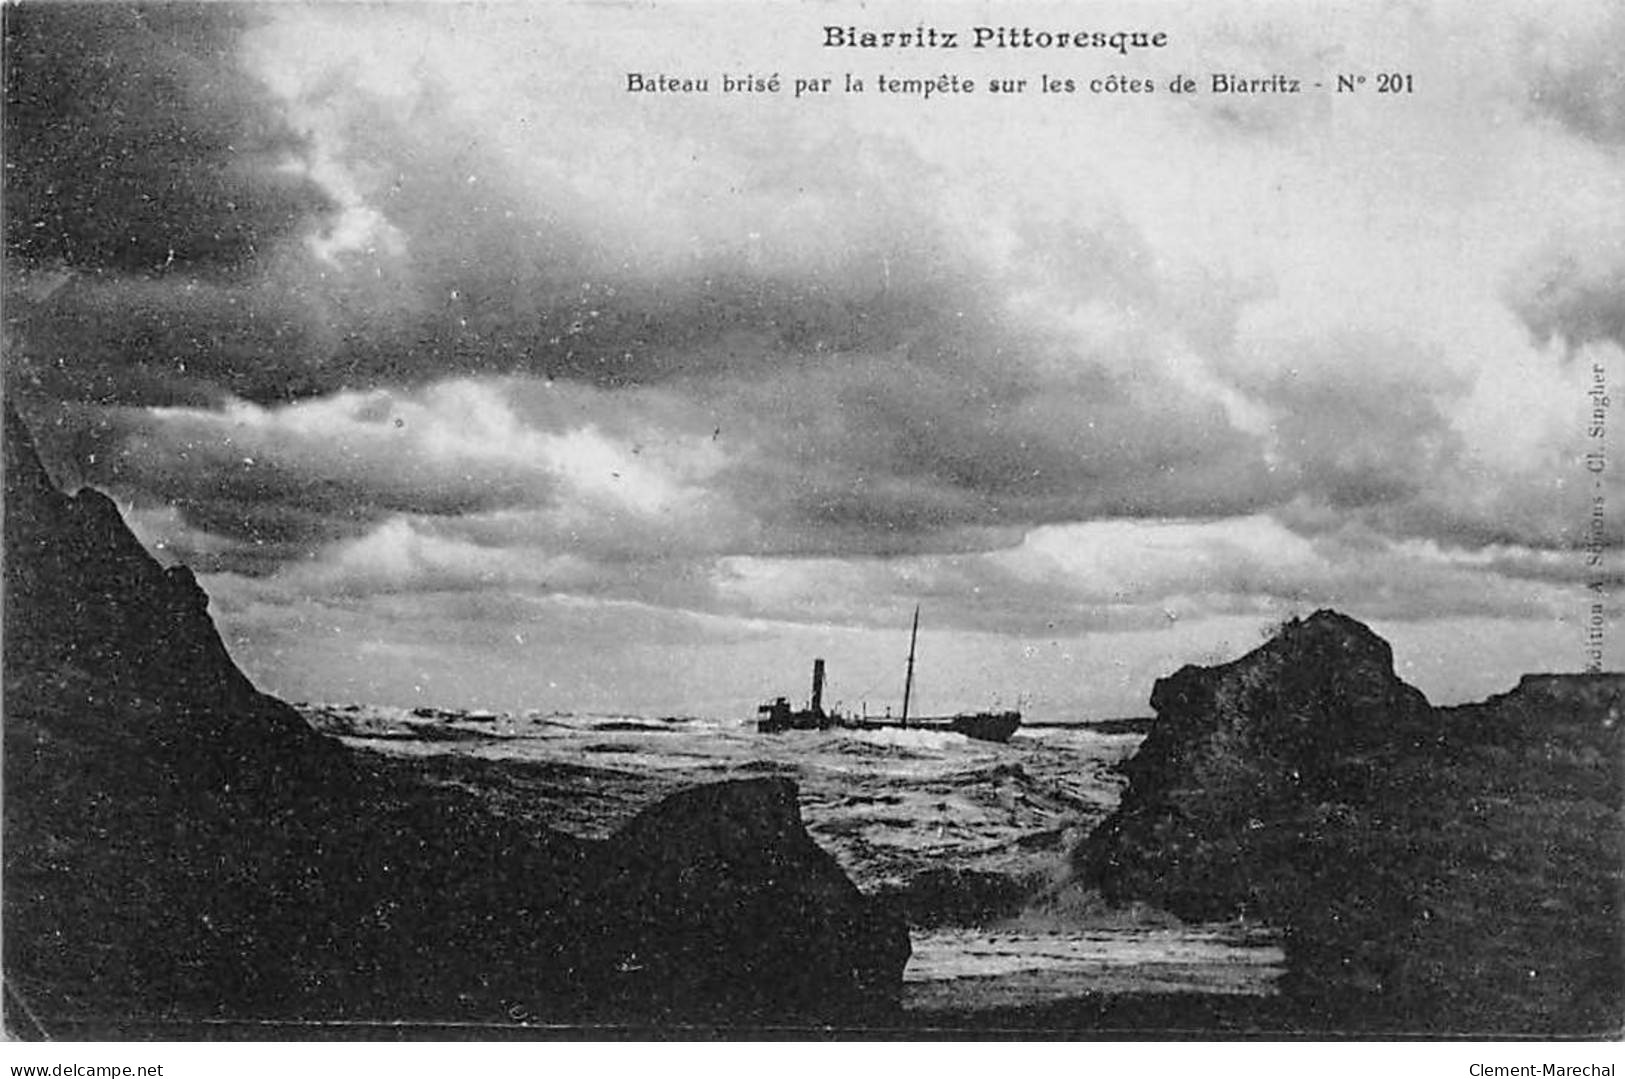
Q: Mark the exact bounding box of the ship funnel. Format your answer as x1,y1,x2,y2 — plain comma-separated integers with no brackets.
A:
811,658,825,716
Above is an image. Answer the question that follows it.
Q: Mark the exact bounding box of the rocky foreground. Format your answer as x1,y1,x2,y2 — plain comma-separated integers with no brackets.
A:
1073,612,1623,1035
2,408,907,1035
5,400,1620,1037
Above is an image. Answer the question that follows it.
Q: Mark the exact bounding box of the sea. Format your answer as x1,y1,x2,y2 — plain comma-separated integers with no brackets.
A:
298,704,1284,1015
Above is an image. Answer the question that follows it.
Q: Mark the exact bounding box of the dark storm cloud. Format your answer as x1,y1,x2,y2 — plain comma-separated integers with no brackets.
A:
1510,254,1625,351
44,374,745,580
718,345,1282,556
3,3,330,275
1274,469,1618,560
263,100,985,399
5,6,983,411
5,0,1291,566
75,395,549,569
7,272,333,406
1527,8,1625,147
7,0,1616,654
2,2,337,410
1240,334,1466,510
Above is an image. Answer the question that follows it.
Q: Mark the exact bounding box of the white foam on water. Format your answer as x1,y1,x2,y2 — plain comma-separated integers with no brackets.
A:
904,927,1286,1007
837,727,975,753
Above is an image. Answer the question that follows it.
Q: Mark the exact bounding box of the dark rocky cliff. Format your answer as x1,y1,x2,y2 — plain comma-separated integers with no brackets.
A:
3,407,907,1034
4,404,340,785
1075,611,1623,1034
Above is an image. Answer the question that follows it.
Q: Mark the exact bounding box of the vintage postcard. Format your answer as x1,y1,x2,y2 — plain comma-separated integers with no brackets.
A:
3,0,1620,1056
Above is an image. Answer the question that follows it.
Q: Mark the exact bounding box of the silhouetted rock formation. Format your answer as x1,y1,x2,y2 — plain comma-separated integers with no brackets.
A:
3,407,906,1033
3,404,339,786
1076,611,1623,1034
566,779,911,1021
1488,671,1625,719
1078,611,1435,921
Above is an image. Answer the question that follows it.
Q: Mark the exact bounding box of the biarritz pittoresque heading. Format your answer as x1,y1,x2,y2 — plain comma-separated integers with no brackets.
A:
823,25,1170,53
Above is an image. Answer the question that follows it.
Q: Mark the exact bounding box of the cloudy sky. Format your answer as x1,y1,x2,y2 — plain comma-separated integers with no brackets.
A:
5,0,1621,718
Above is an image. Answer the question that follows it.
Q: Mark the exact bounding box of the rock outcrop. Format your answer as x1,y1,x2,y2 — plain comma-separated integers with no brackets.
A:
1075,611,1623,1034
566,778,911,1021
3,404,341,786
3,407,907,1033
1078,611,1436,922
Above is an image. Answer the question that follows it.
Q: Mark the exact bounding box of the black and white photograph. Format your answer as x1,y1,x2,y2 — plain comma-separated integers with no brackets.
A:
3,0,1622,1053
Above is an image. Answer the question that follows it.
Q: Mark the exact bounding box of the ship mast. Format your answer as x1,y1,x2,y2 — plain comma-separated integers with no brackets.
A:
901,604,919,726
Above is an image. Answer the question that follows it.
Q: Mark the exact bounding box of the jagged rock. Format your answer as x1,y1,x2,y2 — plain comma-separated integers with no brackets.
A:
1078,611,1435,921
563,778,909,1021
2,404,559,1022
3,405,337,787
3,406,906,1032
1074,611,1623,1034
